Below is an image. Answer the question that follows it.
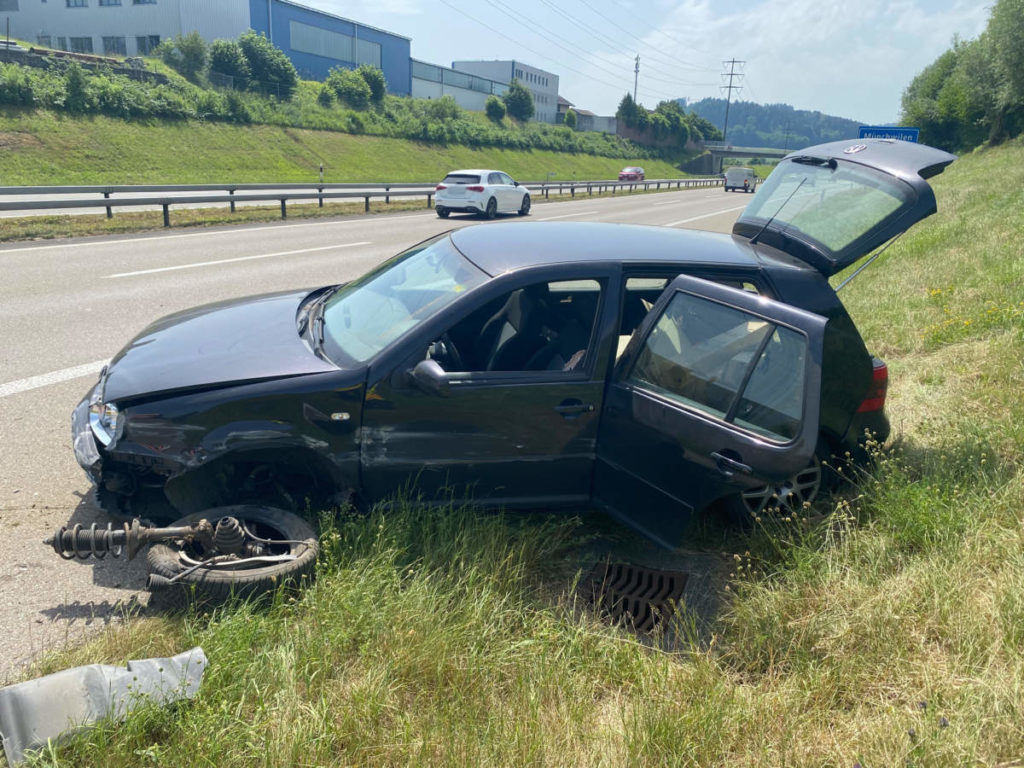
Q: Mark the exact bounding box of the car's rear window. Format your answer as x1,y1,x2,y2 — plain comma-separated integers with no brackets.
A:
443,174,481,185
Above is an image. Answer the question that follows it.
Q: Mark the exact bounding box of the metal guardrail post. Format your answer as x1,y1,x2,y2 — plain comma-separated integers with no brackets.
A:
364,195,370,212
229,189,235,213
385,186,390,204
427,193,432,208
280,199,287,219
571,185,575,198
544,187,549,200
318,186,323,208
162,204,170,227
103,192,112,219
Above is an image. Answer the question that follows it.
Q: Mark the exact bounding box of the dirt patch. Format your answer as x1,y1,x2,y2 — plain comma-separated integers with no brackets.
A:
0,132,43,151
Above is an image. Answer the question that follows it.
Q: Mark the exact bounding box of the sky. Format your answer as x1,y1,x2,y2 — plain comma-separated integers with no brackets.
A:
302,0,989,124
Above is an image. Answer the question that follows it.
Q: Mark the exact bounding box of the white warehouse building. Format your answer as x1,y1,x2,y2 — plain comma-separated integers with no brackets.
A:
451,59,559,123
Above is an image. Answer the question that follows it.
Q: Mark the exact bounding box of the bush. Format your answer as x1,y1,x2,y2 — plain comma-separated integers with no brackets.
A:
427,95,462,121
317,85,334,108
156,32,208,82
327,67,371,109
563,108,577,129
238,30,298,100
64,62,91,113
356,64,386,104
225,90,252,123
485,94,506,122
502,79,534,121
0,64,34,105
209,39,250,89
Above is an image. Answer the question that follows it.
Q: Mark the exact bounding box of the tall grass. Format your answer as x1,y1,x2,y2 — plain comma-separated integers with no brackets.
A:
23,139,1024,767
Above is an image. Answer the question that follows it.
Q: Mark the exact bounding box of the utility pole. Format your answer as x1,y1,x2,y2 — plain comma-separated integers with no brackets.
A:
720,58,744,145
633,54,640,103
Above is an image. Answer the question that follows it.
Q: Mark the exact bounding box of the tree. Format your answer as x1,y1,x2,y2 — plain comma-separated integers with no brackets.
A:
485,94,506,122
326,67,371,109
156,32,208,83
238,30,298,99
209,39,250,89
564,107,577,129
502,79,534,121
356,64,387,104
616,93,639,127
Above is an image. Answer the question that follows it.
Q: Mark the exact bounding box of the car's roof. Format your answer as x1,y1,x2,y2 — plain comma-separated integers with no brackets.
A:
444,169,499,176
450,222,761,276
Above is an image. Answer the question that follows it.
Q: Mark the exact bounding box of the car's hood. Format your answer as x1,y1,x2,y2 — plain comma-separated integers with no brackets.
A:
103,289,336,402
732,139,956,276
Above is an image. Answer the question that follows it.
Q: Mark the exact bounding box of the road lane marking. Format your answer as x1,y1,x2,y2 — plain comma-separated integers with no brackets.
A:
0,360,107,399
537,211,598,221
0,213,433,255
103,241,371,278
665,205,749,227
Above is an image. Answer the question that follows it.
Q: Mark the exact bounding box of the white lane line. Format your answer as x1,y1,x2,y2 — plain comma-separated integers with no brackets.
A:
537,211,598,221
665,205,749,227
0,213,433,255
104,241,371,279
0,360,106,399
653,200,681,206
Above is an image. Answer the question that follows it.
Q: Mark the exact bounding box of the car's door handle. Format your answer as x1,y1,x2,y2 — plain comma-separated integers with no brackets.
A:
554,401,595,418
710,451,752,478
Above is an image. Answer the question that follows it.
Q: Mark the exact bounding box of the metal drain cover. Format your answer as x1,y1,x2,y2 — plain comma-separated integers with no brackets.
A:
582,562,688,633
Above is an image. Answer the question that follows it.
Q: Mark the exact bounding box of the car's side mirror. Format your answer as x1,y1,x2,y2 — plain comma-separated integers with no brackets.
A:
513,180,519,187
410,359,450,397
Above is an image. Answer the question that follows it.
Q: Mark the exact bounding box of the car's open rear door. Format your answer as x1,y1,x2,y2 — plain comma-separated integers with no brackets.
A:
593,275,827,548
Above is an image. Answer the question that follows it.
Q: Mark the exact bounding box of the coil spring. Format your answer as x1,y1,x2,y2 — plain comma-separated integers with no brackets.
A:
52,523,124,560
214,516,245,555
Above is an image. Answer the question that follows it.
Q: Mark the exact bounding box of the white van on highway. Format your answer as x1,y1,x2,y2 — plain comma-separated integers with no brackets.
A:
724,167,758,193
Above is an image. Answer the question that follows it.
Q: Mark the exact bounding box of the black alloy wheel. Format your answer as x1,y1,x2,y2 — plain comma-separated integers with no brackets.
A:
518,195,531,216
485,197,498,219
436,206,450,218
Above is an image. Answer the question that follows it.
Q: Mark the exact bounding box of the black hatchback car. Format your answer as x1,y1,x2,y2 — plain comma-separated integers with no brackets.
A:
73,139,955,548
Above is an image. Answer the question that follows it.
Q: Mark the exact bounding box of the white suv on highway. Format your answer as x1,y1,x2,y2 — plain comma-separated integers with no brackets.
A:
435,169,531,219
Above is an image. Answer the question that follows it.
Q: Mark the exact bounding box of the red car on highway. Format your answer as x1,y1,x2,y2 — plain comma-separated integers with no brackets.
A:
618,166,645,181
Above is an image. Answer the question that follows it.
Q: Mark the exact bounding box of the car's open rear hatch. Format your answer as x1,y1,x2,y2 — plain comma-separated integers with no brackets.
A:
732,139,956,277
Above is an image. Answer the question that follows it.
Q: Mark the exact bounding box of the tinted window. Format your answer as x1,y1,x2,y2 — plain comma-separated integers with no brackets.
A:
488,173,502,185
628,292,807,442
442,174,480,185
499,173,514,185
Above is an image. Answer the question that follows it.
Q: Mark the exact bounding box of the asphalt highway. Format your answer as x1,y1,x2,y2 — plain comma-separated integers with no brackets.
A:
0,186,750,681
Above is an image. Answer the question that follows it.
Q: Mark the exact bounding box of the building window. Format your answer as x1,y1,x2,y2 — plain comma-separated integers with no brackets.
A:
66,0,87,6
103,36,127,55
37,35,53,48
0,0,19,10
136,34,160,54
99,0,122,5
69,36,94,53
133,0,157,4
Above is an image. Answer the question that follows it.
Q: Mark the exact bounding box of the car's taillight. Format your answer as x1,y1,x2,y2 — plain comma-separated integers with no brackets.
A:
857,358,888,412
466,185,484,192
435,184,447,190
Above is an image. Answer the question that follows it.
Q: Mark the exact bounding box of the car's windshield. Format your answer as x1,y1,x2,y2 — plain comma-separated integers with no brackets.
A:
737,158,912,253
321,235,487,364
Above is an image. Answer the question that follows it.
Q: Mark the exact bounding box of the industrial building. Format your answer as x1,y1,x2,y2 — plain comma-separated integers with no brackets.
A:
411,59,508,111
451,59,559,123
1,0,411,93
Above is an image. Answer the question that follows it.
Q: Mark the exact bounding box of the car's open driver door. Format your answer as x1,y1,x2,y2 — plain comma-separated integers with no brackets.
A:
594,275,827,548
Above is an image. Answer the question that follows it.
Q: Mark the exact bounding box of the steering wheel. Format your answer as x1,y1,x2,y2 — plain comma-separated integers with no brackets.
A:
440,332,465,371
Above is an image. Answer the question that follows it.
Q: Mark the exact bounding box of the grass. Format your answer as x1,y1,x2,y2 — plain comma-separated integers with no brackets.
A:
0,109,687,186
18,139,1024,766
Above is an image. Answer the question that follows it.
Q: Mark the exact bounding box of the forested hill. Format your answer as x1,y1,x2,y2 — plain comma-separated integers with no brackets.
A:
681,98,863,148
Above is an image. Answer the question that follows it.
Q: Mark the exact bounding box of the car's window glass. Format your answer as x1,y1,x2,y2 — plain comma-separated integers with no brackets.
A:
429,278,603,374
499,173,514,185
488,173,501,185
628,292,806,442
617,275,759,358
738,159,911,252
322,236,487,363
442,174,480,185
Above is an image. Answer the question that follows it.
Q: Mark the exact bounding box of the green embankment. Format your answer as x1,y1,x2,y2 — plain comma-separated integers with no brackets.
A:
26,140,1024,766
0,110,684,185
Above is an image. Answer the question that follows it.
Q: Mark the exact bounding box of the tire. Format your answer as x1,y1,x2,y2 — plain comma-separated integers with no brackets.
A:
723,449,830,529
436,206,450,218
485,197,497,219
146,505,318,608
518,195,531,216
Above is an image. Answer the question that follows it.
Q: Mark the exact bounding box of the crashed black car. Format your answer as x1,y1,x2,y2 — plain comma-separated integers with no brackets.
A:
71,139,954,553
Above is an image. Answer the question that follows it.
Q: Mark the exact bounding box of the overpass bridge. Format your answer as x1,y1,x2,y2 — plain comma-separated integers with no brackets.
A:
686,143,790,174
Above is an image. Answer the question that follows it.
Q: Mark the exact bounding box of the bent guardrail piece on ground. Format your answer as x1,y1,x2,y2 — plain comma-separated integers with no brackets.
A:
0,647,207,765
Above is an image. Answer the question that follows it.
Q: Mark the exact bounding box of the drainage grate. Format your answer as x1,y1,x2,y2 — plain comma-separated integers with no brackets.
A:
581,562,688,633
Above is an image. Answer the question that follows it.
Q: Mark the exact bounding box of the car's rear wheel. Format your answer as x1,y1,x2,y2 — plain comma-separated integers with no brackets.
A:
518,195,531,216
436,206,450,218
485,197,498,219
